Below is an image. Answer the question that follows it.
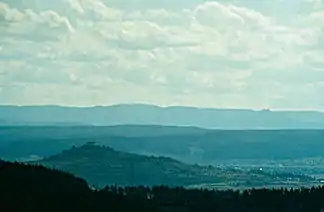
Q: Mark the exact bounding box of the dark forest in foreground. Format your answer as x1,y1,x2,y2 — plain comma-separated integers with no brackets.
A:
2,161,324,212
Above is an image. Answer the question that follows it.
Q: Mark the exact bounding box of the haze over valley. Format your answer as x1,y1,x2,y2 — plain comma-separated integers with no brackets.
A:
1,0,324,210
2,124,324,189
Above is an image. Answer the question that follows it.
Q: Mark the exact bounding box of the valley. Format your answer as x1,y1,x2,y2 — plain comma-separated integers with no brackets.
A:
1,125,324,189
33,142,317,189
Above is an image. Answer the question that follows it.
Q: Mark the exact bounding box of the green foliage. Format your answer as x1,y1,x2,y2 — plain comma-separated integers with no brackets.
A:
2,160,324,212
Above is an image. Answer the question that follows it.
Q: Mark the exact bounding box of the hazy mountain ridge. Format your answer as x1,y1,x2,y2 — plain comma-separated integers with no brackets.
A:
1,126,324,163
1,104,324,129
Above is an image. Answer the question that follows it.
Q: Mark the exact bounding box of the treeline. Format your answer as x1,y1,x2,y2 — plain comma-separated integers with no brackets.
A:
1,160,324,212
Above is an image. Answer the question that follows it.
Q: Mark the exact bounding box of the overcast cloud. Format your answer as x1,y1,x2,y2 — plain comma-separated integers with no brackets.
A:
0,0,324,110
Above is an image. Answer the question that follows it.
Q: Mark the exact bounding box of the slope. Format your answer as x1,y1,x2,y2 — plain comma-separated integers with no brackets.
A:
35,143,313,188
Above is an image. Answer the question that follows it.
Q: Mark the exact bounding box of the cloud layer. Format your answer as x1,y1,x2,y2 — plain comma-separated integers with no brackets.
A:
0,0,324,109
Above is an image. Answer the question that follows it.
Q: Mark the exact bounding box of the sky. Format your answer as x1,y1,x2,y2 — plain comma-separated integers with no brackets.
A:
0,0,324,110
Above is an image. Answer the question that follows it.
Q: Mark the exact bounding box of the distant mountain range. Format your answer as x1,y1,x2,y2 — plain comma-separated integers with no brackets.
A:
1,104,324,129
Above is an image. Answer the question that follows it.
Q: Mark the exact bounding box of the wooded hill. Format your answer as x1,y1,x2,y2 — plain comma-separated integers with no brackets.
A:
1,160,324,212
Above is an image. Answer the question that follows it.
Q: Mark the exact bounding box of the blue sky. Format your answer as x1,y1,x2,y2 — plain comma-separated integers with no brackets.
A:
0,0,324,110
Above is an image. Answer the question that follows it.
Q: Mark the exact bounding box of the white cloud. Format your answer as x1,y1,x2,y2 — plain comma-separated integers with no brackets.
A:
0,0,324,109
0,3,24,22
0,2,74,43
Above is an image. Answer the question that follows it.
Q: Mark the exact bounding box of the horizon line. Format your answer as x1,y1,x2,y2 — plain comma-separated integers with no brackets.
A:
0,103,323,113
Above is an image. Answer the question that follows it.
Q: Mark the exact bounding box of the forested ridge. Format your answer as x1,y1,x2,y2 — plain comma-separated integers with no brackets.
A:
37,143,307,188
1,160,324,212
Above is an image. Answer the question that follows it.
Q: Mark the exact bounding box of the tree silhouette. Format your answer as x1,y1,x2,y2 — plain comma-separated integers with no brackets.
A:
2,160,324,212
